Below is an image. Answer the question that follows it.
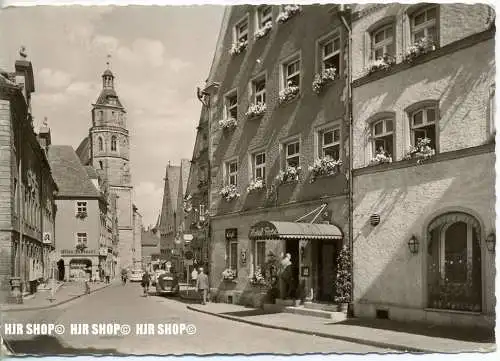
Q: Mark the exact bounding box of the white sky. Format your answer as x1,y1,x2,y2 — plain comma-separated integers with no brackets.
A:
0,5,224,226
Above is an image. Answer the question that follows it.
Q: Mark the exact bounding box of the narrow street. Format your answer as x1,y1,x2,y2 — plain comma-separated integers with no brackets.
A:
2,282,387,355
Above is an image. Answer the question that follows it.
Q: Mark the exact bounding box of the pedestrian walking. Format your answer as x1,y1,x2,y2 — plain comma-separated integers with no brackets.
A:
105,268,110,284
121,268,128,285
196,267,209,305
191,267,198,287
141,271,151,297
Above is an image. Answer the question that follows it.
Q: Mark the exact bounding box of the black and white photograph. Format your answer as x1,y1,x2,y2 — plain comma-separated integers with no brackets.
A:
0,1,497,357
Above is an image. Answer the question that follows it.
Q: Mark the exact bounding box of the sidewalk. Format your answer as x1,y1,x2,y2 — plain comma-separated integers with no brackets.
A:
187,303,496,353
1,280,112,312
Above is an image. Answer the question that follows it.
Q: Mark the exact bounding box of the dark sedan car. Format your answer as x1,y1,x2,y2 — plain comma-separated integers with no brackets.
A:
155,272,179,296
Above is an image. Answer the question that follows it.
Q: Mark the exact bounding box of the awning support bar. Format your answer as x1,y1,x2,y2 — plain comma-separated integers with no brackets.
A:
295,203,328,223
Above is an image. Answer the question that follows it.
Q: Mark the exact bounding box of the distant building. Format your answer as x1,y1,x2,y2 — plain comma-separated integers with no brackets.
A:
0,51,58,302
141,225,161,269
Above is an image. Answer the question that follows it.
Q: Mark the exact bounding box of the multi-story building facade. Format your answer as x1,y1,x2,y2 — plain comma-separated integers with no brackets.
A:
77,66,137,271
48,145,111,281
350,3,495,327
0,52,58,303
132,204,142,269
204,5,351,307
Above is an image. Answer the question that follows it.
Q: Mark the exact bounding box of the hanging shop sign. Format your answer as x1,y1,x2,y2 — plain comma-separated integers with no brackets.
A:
42,232,52,244
248,221,279,240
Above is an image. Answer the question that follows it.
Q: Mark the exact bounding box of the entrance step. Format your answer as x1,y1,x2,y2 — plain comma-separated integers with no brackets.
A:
303,302,339,312
283,306,347,321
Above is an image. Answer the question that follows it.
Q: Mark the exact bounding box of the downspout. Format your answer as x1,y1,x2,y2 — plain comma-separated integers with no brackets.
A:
339,5,354,310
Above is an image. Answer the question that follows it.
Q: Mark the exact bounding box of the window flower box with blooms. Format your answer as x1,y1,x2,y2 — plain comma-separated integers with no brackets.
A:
76,211,88,219
229,39,248,56
366,55,396,75
222,268,237,281
369,149,393,166
183,194,193,213
277,5,302,24
218,117,237,130
254,21,272,40
403,137,436,164
308,157,342,183
312,68,337,94
278,81,300,105
249,267,267,286
403,37,436,63
247,178,265,193
245,102,267,118
275,165,302,184
219,184,240,202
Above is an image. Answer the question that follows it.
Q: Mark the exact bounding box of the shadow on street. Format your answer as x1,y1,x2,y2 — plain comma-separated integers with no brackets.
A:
327,318,496,343
5,335,124,356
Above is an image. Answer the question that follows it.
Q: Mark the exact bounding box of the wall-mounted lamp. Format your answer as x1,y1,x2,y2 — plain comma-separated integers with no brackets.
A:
485,232,496,253
370,214,380,226
408,235,419,254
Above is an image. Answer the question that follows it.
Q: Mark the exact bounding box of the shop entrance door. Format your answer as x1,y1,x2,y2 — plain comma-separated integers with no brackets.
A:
317,240,338,302
285,239,299,298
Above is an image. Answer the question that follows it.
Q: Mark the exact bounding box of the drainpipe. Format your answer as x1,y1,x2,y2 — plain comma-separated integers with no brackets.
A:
339,5,354,310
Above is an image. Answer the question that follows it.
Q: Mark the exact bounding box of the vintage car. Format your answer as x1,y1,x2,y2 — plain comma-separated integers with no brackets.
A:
151,269,166,286
129,269,144,282
155,272,179,296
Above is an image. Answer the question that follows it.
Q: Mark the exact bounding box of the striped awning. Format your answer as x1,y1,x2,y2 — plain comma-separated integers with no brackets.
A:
248,221,343,241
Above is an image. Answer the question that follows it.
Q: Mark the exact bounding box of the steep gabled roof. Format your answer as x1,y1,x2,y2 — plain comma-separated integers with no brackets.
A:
95,88,124,108
159,165,181,231
47,145,101,198
180,159,191,198
75,136,91,166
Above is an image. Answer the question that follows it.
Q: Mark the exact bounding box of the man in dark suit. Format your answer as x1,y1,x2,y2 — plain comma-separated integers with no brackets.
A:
196,267,209,305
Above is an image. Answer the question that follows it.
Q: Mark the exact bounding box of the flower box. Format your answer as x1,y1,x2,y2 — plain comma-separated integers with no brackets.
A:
403,37,436,63
222,268,237,281
245,102,266,118
275,166,301,184
403,137,436,164
308,157,342,183
278,82,300,105
249,267,267,286
366,55,396,75
219,184,240,202
277,5,302,24
246,178,265,193
218,117,237,130
369,152,393,166
254,22,272,40
312,68,337,94
229,40,248,56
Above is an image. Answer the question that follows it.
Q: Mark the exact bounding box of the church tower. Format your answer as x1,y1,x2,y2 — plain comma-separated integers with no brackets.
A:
89,59,134,270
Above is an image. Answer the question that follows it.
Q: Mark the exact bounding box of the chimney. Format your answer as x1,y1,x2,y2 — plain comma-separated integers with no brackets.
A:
14,46,35,110
38,116,52,151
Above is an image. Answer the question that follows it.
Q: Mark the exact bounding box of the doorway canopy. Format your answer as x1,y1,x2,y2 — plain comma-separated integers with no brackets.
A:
248,221,343,241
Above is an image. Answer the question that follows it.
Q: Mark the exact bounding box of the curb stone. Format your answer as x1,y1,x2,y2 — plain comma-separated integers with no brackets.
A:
186,305,434,353
1,283,112,313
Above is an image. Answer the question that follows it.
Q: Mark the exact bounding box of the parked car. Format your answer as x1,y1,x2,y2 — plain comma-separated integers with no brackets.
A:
151,269,166,286
155,272,179,296
129,269,144,282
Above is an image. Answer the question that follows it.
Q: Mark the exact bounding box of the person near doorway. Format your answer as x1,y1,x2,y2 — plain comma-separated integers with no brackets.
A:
279,254,293,299
196,267,209,305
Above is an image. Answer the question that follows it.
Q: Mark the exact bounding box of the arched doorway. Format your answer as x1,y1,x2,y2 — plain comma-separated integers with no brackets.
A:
427,212,482,312
57,259,65,281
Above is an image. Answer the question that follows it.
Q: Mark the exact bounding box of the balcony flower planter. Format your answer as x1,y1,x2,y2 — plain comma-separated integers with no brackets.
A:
278,82,300,105
369,152,393,166
308,157,342,183
75,244,87,253
245,102,267,118
275,166,301,185
312,68,337,95
219,184,240,202
218,117,237,131
403,37,436,63
229,40,248,56
402,137,436,164
366,55,396,75
222,268,237,281
254,22,272,40
277,5,302,24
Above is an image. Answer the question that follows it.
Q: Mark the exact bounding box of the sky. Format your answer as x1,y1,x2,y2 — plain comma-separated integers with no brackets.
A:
0,5,225,226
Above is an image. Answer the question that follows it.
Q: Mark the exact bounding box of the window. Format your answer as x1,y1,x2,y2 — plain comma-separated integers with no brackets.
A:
411,6,437,43
285,140,300,168
99,161,103,170
252,77,266,104
320,35,341,74
427,213,482,312
283,57,301,88
226,160,238,186
76,201,87,214
372,24,394,60
77,232,88,246
111,135,117,151
229,240,238,271
235,17,249,43
98,110,103,121
410,106,437,150
225,92,238,119
320,128,341,160
372,119,394,156
255,241,266,271
257,5,272,29
252,152,266,181
98,137,103,151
